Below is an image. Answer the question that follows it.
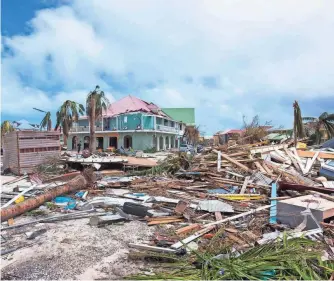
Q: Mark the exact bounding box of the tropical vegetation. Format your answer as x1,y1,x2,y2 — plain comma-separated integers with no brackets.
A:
293,100,305,146
303,112,334,144
86,85,110,153
55,100,85,145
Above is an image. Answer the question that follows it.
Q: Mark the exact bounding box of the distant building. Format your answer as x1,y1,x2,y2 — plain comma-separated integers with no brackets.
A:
215,129,244,144
68,95,184,151
162,108,195,126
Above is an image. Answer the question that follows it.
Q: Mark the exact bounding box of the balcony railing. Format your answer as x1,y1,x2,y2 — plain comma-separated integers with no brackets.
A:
70,124,179,133
156,125,179,132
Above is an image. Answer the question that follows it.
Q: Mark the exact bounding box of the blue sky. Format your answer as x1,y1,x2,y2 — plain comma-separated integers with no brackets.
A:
2,0,334,135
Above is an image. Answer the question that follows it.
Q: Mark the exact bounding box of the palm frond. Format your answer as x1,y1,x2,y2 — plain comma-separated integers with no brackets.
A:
40,111,52,131
324,113,334,122
319,112,329,120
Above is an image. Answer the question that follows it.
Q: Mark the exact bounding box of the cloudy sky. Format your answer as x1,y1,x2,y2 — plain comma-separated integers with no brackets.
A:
2,0,334,134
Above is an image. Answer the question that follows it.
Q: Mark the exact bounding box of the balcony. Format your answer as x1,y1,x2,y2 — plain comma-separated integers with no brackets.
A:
156,125,179,133
70,124,180,133
70,125,104,132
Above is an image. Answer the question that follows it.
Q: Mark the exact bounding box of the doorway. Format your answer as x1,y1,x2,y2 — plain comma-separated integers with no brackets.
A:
72,136,77,150
84,136,90,149
109,137,118,149
124,135,132,149
96,137,104,150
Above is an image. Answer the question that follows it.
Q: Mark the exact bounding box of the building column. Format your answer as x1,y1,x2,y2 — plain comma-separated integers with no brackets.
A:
162,135,166,150
157,134,160,151
168,136,171,149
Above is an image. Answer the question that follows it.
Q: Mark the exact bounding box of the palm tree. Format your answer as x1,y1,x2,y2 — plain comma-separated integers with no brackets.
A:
293,101,305,146
1,121,15,148
33,108,52,131
86,85,110,153
302,112,334,144
55,100,85,145
40,111,52,131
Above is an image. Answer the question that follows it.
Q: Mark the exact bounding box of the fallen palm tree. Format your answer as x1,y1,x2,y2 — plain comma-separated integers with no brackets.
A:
127,235,333,280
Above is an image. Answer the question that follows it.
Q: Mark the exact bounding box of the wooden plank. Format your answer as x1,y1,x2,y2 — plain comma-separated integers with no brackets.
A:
254,161,266,174
297,150,334,159
175,224,201,235
291,148,307,173
250,144,288,154
284,147,301,172
147,219,184,225
129,243,177,254
303,151,319,174
240,176,250,194
269,183,277,224
217,151,221,172
213,150,251,172
215,211,223,221
171,225,216,249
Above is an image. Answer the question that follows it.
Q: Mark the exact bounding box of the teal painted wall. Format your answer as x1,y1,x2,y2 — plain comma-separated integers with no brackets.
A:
143,115,154,129
116,113,142,130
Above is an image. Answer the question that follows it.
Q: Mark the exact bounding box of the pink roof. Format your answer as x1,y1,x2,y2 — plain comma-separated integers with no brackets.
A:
105,95,168,117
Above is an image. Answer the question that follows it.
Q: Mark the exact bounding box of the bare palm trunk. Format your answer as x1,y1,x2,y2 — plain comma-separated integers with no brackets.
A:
47,120,52,131
89,96,96,153
293,122,297,147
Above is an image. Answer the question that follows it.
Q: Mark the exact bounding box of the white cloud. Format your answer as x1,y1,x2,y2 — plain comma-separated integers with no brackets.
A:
2,0,334,133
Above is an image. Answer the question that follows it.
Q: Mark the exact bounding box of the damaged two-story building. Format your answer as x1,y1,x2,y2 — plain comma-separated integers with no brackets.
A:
68,95,186,151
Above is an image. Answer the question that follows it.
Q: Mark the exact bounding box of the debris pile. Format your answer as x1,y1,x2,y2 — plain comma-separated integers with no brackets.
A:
1,141,334,279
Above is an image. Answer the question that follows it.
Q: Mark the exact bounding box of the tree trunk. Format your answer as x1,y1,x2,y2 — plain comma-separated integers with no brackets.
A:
48,119,52,131
89,96,96,153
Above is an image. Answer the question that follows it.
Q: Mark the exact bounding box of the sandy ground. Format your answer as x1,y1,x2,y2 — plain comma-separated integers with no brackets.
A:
1,217,154,280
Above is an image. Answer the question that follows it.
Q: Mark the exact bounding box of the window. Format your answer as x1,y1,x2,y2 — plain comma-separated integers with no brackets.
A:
124,116,127,123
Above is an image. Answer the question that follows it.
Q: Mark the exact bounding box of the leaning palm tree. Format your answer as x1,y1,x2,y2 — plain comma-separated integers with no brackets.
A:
40,111,52,131
55,100,85,145
293,101,305,146
302,112,334,144
86,85,110,153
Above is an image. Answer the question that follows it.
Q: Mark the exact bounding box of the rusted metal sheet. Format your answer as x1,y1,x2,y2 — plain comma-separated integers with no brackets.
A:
1,175,86,222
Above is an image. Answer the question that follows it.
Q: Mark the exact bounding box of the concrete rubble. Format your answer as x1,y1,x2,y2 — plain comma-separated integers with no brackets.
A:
1,139,334,279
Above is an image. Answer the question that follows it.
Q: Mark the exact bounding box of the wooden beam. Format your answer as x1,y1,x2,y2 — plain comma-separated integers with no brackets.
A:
213,150,251,172
240,176,250,194
284,147,301,172
303,151,319,174
297,150,334,159
215,212,223,221
129,243,177,254
254,161,267,174
176,224,201,235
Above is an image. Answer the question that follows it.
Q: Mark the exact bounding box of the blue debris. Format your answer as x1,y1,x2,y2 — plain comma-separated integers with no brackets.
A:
54,196,77,210
75,191,85,198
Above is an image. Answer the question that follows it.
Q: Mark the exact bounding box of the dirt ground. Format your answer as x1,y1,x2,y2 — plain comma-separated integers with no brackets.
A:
1,217,154,280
